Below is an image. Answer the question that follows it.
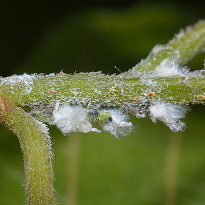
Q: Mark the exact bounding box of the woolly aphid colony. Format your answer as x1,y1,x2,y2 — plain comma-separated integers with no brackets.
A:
51,103,133,138
1,21,205,138
48,58,189,137
2,38,204,138
0,59,195,138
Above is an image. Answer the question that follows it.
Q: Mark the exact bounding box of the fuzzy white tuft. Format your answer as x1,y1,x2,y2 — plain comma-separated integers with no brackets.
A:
101,109,132,138
1,74,35,94
52,104,94,134
149,102,187,132
149,44,165,56
153,59,189,77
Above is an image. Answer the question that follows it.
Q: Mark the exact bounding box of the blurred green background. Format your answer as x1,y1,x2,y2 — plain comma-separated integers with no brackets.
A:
0,1,205,205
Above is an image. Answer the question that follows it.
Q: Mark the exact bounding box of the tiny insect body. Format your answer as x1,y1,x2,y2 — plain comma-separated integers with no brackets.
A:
88,110,112,123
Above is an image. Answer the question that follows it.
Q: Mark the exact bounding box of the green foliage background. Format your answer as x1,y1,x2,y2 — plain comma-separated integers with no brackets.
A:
0,2,205,205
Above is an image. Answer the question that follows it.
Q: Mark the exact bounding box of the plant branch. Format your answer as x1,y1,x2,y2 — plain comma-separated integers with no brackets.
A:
0,74,205,108
124,20,205,77
0,95,55,205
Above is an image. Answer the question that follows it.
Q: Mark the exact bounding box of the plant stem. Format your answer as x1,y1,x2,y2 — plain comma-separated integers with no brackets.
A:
124,20,205,77
1,74,205,107
0,95,55,205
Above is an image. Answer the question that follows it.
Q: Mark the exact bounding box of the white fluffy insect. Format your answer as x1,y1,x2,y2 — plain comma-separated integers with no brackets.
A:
149,102,187,132
51,103,98,134
100,109,133,138
153,59,189,77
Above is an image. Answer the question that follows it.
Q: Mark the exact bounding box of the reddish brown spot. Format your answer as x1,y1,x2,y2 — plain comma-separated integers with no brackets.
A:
48,90,54,94
133,97,141,101
197,95,205,100
0,94,14,113
148,92,156,97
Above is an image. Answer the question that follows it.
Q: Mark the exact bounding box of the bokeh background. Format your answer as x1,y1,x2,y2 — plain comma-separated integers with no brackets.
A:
0,1,205,205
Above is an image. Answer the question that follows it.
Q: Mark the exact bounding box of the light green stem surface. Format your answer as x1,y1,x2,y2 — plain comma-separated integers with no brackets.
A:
0,96,54,205
1,74,205,107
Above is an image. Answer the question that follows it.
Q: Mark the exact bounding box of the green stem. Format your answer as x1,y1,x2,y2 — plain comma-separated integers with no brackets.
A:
0,95,55,205
1,74,205,107
124,20,205,77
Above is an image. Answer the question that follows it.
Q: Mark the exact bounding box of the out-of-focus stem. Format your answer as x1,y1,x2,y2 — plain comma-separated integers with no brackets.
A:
165,132,182,205
68,134,81,205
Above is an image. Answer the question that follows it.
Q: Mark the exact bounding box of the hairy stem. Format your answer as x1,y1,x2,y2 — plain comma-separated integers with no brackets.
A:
1,74,205,107
124,20,205,77
0,95,55,205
